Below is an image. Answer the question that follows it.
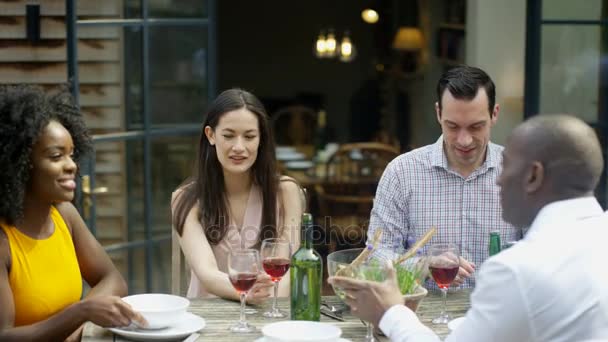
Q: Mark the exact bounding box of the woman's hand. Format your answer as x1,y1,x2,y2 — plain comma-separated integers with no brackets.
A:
246,273,274,305
81,296,147,328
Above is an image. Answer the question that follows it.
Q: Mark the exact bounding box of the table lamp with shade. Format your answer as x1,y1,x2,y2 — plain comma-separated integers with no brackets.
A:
392,27,424,74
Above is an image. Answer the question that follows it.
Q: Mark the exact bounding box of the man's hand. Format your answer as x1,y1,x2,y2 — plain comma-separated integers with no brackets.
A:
246,273,273,305
328,261,404,327
452,257,476,287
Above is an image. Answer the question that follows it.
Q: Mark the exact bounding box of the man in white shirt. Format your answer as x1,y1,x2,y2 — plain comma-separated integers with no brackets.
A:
329,114,608,341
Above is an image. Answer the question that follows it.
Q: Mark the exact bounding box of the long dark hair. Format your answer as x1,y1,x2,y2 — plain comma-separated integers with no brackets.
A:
172,88,279,245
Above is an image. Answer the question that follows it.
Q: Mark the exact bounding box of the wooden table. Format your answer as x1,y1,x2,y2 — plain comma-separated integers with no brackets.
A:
83,290,470,341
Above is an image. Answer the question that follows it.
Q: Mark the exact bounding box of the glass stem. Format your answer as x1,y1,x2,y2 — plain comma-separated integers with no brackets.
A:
239,292,246,324
366,323,374,341
441,288,447,316
272,281,279,311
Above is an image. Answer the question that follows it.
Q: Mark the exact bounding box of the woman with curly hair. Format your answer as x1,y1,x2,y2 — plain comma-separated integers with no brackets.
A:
0,85,145,341
171,89,302,307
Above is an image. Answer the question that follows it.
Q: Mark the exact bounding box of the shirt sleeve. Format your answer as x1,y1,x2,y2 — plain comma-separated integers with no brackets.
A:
444,257,530,342
379,305,440,342
367,158,409,249
378,257,530,342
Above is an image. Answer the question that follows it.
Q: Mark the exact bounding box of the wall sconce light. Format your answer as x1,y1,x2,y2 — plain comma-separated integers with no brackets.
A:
315,31,328,58
361,8,379,24
315,29,356,63
325,29,338,58
339,31,356,62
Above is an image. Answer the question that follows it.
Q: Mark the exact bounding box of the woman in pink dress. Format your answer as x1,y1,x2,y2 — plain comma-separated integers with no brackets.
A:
171,89,302,304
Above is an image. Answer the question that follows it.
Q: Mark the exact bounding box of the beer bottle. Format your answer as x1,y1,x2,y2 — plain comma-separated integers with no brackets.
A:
489,231,501,256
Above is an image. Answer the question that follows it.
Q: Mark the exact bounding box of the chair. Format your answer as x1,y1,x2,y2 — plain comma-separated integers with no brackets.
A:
171,229,190,295
272,105,317,147
322,142,400,182
315,142,400,253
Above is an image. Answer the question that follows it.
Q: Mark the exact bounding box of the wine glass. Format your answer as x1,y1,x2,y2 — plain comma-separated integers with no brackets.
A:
354,261,390,342
261,238,291,318
427,243,460,324
228,249,261,333
327,248,389,342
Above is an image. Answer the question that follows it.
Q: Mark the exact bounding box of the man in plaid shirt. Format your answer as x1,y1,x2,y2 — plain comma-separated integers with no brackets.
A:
367,66,521,289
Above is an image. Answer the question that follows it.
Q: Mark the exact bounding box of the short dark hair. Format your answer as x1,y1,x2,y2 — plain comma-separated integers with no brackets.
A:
436,65,496,116
0,84,92,225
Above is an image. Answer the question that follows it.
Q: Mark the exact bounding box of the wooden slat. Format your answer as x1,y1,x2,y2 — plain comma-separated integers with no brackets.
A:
0,39,120,62
0,62,120,84
93,141,123,152
96,217,127,240
95,194,125,217
94,174,125,196
95,150,123,173
80,85,122,107
0,17,121,39
82,107,123,130
0,0,120,16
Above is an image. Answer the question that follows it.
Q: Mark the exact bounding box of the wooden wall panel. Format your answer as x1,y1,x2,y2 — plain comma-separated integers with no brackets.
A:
96,217,127,240
95,174,125,196
82,107,123,130
80,85,123,107
95,150,124,174
0,0,120,17
0,39,120,62
0,17,121,39
96,195,126,217
0,62,121,84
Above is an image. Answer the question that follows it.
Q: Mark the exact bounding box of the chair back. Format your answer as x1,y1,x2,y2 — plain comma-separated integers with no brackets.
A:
323,142,400,182
171,229,190,295
316,142,399,252
272,105,317,146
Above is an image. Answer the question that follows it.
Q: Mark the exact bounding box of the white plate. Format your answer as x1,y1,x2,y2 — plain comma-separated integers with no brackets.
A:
255,338,350,342
109,312,205,341
276,151,305,161
262,321,342,342
285,160,314,170
447,316,465,331
276,146,297,154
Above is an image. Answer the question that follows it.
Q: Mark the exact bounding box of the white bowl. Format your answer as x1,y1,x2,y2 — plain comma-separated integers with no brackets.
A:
121,294,190,329
262,321,342,342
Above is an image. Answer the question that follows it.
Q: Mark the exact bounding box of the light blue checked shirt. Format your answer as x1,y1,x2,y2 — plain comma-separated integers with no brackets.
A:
367,136,521,289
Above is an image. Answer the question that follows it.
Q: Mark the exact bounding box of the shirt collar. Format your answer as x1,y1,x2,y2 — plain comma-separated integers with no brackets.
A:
431,135,501,172
525,197,604,240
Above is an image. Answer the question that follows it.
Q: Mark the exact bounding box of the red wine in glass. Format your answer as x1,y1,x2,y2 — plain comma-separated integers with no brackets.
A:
429,265,459,289
230,273,257,293
263,257,290,281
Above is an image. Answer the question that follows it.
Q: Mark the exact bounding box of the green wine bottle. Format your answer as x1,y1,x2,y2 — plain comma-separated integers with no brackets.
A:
290,213,322,321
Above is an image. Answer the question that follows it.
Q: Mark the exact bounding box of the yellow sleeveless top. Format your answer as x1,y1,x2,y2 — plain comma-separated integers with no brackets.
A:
1,206,83,326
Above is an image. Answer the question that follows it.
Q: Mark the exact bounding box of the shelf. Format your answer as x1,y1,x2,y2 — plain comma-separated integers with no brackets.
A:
439,23,466,31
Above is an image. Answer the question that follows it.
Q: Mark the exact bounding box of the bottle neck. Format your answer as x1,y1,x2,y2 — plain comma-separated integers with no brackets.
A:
302,224,313,249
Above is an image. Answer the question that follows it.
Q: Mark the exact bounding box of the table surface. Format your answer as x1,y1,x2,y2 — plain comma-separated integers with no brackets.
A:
83,290,470,341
